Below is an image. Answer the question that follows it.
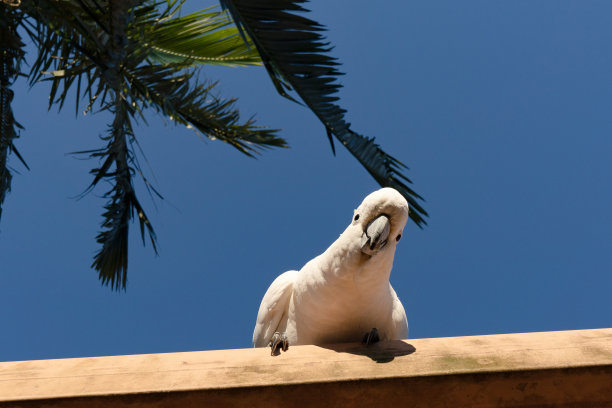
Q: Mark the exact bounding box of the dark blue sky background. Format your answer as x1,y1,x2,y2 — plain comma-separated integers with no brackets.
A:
1,1,611,362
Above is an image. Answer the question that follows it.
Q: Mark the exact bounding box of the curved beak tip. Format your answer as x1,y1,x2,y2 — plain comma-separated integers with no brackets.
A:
360,215,391,255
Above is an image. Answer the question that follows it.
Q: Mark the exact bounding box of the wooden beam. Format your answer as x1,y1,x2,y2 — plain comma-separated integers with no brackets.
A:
1,328,611,407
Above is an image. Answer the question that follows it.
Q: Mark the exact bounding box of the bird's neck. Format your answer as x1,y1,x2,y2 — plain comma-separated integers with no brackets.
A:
318,230,394,287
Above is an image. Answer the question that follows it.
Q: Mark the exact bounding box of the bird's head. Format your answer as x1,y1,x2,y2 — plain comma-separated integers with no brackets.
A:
351,188,409,257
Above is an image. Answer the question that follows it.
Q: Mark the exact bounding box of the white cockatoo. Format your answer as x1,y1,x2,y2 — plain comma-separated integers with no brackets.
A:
253,187,409,355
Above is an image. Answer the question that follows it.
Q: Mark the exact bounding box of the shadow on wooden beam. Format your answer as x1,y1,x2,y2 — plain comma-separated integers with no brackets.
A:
1,329,611,407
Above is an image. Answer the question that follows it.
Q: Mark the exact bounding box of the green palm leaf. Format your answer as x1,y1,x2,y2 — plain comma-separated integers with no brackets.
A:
220,0,428,226
144,4,261,66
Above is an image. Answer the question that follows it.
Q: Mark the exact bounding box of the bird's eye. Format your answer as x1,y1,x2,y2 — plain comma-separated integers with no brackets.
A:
354,214,360,221
396,234,402,242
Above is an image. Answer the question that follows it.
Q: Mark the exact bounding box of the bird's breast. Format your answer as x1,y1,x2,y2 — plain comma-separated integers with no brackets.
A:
288,270,394,345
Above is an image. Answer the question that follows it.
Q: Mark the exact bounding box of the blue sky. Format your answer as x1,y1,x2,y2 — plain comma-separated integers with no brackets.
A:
1,1,611,362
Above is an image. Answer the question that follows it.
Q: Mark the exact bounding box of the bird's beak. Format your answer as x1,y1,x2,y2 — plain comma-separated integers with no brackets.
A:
361,215,390,255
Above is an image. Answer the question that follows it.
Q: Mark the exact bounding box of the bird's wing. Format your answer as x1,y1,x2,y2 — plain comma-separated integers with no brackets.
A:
390,284,409,339
253,270,298,347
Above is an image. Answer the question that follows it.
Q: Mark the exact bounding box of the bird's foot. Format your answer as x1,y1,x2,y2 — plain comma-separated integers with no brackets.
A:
362,328,380,346
269,332,289,356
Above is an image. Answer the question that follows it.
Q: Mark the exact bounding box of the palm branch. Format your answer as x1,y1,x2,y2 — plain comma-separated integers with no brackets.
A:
0,4,29,221
16,0,286,289
220,0,428,226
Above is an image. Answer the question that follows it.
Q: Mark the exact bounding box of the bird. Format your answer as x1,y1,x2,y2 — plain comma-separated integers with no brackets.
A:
253,187,409,356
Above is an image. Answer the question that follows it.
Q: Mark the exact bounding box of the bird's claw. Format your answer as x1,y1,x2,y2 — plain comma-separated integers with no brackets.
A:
269,332,289,356
362,328,380,345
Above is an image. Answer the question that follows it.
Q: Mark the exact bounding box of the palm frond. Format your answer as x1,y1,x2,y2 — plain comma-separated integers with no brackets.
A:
125,64,286,155
0,5,29,221
90,97,157,290
142,3,261,66
220,0,428,226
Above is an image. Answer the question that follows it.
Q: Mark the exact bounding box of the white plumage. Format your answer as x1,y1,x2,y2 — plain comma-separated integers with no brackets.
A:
253,187,409,353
